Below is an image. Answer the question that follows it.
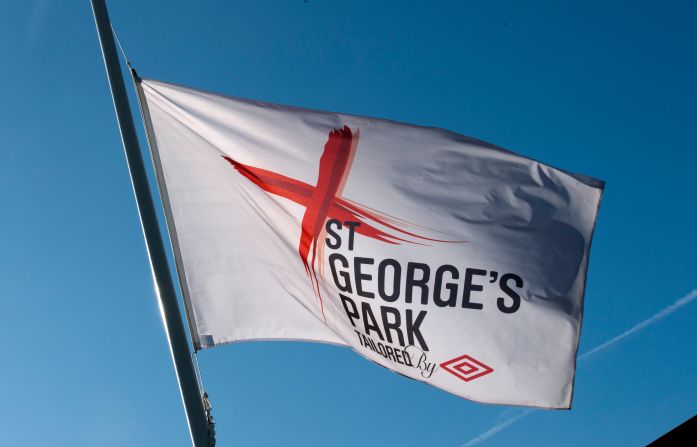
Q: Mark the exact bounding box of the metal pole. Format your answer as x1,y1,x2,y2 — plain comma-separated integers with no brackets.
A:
89,1,210,445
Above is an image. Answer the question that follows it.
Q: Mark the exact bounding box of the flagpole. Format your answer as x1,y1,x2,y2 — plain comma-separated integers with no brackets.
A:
89,1,211,446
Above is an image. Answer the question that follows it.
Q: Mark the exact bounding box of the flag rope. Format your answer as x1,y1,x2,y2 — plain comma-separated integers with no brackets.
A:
193,351,216,446
110,23,132,69
192,351,206,395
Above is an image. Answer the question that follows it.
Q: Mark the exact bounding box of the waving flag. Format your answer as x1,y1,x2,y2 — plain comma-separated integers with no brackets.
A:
137,79,603,409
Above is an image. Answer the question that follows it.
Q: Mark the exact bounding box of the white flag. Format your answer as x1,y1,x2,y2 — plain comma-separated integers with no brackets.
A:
138,79,603,409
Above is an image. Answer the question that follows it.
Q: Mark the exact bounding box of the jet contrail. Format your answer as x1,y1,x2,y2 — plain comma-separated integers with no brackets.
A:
579,288,697,359
460,288,697,447
462,409,534,447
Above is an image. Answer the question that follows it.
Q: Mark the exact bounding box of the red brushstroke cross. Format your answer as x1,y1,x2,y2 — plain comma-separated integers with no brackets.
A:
222,126,456,320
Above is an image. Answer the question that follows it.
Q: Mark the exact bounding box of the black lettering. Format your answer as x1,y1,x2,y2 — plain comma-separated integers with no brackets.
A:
367,335,378,352
325,219,342,249
394,348,404,365
402,349,413,366
498,273,523,314
406,309,429,351
384,345,397,362
340,294,359,327
361,333,375,352
380,306,405,346
406,262,430,304
434,264,459,307
354,329,364,346
329,253,352,293
361,302,384,340
354,257,375,298
378,259,401,302
344,221,361,250
462,268,486,310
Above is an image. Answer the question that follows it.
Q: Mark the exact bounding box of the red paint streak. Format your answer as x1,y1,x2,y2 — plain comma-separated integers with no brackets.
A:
222,156,453,245
222,155,454,245
301,126,354,279
221,126,463,320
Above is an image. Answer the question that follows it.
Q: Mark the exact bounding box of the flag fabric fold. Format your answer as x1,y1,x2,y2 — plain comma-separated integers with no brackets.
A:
138,78,603,409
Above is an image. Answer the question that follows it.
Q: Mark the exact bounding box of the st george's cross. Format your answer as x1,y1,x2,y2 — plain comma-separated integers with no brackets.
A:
222,126,455,319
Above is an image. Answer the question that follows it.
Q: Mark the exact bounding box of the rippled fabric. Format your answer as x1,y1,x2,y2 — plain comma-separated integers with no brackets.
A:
139,79,603,409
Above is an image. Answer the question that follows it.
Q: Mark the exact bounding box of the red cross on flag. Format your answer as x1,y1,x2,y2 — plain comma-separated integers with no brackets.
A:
137,79,603,409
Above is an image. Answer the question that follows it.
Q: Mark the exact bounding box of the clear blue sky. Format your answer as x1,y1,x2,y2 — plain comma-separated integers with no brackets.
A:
1,1,695,445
